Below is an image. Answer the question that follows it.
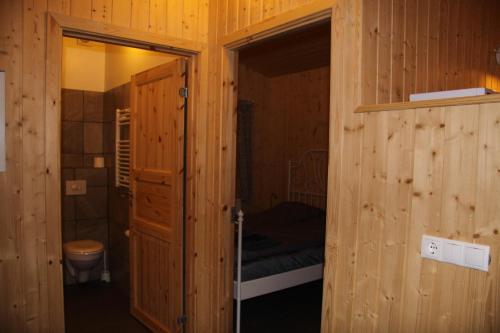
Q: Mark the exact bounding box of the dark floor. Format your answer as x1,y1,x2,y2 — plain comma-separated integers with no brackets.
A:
64,282,149,333
64,279,322,333
236,280,323,333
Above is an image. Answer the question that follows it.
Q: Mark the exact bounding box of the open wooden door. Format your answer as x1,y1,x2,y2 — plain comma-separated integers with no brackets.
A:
129,58,187,333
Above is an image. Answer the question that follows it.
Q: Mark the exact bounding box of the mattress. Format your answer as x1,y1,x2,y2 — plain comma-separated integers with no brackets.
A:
235,201,326,281
239,245,324,281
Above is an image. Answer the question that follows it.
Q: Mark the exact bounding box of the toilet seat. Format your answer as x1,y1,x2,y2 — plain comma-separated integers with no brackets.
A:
63,240,104,255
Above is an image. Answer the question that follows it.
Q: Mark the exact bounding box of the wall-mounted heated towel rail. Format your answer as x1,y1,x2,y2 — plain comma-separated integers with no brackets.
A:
115,108,130,188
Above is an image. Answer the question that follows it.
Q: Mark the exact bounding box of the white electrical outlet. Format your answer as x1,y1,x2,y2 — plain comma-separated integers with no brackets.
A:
421,236,442,260
421,235,490,272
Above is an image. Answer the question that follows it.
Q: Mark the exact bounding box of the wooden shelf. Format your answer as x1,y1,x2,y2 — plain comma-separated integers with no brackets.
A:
355,93,500,113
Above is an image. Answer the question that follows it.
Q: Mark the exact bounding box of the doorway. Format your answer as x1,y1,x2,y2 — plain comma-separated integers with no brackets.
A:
233,20,331,333
46,14,199,332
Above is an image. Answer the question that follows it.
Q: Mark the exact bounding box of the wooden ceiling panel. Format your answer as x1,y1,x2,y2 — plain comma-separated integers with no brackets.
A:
238,21,331,77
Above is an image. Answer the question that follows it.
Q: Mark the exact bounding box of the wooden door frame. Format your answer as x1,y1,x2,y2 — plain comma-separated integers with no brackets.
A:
217,1,334,329
46,13,203,331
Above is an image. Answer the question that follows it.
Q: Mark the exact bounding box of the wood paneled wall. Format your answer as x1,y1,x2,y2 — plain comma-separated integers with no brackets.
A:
216,0,500,332
0,1,210,332
0,2,23,332
334,104,500,332
222,0,318,35
329,101,500,332
2,0,500,332
362,0,500,104
55,0,208,41
238,64,330,213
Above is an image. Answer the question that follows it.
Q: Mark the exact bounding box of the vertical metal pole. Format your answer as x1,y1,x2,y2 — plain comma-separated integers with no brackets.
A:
236,209,244,333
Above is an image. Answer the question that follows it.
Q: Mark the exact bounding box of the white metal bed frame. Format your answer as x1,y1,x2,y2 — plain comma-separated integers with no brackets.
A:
234,149,328,333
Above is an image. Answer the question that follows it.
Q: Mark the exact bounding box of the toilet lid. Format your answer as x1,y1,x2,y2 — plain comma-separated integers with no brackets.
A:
64,240,104,255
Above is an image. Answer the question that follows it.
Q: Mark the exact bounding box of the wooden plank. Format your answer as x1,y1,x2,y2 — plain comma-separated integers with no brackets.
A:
263,0,278,19
322,0,363,332
436,0,449,91
183,57,198,333
401,106,445,331
390,0,405,102
455,0,468,88
0,1,24,331
470,0,484,90
403,0,417,100
49,12,205,53
376,110,415,333
238,0,251,30
145,82,156,168
485,0,497,91
182,0,199,40
355,93,500,113
360,0,378,105
249,0,264,24
22,0,49,331
130,0,150,32
415,0,429,93
351,111,388,332
48,0,71,14
217,47,237,333
166,0,183,38
226,0,239,35
446,0,459,89
197,0,210,42
111,0,132,27
149,0,167,34
474,102,500,332
135,182,171,225
91,0,112,23
192,1,218,332
377,0,392,104
219,0,333,48
70,0,92,18
460,0,473,88
443,104,479,332
427,0,440,92
45,14,65,332
193,42,212,333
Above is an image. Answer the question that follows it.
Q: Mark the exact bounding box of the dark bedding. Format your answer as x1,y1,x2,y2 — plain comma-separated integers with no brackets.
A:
235,201,326,281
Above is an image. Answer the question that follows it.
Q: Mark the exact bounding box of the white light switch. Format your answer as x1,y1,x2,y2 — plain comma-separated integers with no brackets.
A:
421,235,490,272
442,242,462,264
464,246,487,270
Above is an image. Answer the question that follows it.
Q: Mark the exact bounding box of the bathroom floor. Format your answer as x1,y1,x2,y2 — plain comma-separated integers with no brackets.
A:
64,282,149,333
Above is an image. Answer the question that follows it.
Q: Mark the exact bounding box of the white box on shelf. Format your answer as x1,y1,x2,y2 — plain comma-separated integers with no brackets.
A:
410,87,495,102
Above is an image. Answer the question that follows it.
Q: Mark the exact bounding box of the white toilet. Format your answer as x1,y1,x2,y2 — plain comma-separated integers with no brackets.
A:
63,240,104,283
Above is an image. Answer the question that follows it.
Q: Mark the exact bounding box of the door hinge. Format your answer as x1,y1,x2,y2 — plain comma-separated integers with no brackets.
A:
177,315,187,325
179,87,188,98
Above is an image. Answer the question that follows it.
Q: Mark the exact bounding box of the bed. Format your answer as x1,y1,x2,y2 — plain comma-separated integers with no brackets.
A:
233,149,328,332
